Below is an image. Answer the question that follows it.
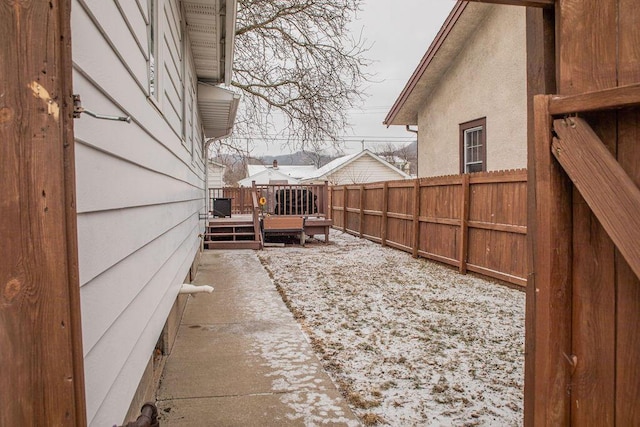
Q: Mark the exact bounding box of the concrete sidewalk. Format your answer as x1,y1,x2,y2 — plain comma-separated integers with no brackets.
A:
156,250,360,426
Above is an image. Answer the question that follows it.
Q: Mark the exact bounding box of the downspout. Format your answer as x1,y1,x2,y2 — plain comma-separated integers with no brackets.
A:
406,125,418,175
405,125,418,134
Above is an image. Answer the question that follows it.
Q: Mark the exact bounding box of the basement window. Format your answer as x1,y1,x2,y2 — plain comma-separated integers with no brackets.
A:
460,118,487,174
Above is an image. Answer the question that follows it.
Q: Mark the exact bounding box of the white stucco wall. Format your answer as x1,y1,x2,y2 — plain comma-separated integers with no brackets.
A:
417,5,527,177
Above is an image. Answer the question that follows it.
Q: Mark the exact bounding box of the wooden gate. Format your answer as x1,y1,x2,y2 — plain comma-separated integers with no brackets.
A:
469,0,640,424
530,0,640,423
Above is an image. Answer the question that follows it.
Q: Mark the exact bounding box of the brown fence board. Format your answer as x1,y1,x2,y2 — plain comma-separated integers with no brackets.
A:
421,222,459,263
616,1,640,420
558,0,618,422
553,118,640,279
330,171,528,287
531,95,573,424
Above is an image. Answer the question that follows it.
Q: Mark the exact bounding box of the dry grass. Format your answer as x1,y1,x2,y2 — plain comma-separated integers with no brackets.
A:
258,230,525,426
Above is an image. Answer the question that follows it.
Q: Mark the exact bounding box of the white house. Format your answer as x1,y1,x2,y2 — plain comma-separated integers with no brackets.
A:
207,159,227,190
71,0,239,424
238,160,317,186
302,150,411,185
384,2,527,178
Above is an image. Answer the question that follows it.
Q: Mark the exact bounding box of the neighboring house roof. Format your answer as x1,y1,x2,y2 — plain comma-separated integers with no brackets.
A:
237,168,302,186
246,164,317,179
302,150,411,182
384,1,492,126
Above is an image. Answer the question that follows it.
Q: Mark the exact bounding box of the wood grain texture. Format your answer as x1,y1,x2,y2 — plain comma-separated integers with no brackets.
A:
616,1,640,421
381,182,388,247
0,0,86,425
549,83,640,115
532,95,572,426
552,117,640,279
556,1,619,424
459,175,470,274
359,185,365,238
412,179,420,258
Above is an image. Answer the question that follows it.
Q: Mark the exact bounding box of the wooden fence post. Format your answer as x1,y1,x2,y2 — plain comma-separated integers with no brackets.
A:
1,1,87,424
532,94,572,424
459,174,470,274
381,182,388,247
359,185,365,238
412,179,420,258
327,185,332,220
343,186,348,232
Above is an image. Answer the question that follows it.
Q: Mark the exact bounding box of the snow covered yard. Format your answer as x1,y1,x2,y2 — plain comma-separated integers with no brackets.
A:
257,229,525,426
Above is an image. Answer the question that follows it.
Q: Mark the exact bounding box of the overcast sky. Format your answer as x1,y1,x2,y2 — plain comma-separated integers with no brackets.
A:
251,1,455,157
339,0,456,155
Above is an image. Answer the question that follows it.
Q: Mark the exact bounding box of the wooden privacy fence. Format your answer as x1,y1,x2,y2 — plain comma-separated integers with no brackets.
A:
329,169,527,286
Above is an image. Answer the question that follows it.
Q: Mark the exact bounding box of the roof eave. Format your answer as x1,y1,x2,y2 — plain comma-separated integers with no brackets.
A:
384,1,468,127
223,0,237,86
198,83,241,139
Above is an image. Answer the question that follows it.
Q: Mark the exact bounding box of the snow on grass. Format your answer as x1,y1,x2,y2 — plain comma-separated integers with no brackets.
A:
257,229,525,426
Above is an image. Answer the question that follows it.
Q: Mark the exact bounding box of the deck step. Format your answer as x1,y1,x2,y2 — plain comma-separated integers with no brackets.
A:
203,232,255,238
204,240,261,250
207,221,254,228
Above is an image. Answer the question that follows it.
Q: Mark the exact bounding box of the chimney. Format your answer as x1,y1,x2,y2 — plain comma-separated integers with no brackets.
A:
273,159,278,169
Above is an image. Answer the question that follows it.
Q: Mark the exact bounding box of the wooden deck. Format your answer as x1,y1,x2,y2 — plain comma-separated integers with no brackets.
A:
204,214,333,249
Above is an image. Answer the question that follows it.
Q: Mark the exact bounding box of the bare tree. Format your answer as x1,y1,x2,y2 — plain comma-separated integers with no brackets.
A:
230,0,370,154
222,160,247,186
376,142,400,163
396,141,417,175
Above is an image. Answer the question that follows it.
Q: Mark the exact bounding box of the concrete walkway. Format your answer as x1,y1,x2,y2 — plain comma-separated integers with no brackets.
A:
156,250,360,426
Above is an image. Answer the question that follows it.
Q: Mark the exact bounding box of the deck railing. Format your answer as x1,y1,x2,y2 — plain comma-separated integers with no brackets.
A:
251,190,263,247
209,182,329,217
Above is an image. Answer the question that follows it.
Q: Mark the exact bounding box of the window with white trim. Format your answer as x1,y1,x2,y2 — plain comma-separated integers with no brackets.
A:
460,118,486,173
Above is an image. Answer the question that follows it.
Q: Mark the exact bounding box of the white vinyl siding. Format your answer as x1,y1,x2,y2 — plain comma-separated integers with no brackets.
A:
71,0,206,424
207,163,226,189
328,156,408,185
161,0,184,134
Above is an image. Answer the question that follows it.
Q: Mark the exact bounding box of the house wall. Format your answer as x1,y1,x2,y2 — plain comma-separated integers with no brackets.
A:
71,0,205,425
326,155,408,185
207,163,226,189
238,169,302,186
417,5,527,177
